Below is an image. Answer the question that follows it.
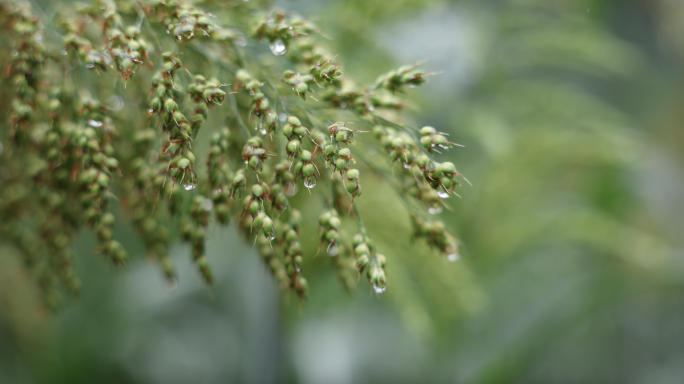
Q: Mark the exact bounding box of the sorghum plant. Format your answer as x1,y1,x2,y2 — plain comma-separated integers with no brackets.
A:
0,0,466,309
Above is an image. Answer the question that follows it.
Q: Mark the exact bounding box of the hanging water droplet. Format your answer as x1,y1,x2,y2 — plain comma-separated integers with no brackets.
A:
437,191,450,199
85,63,95,69
10,50,18,57
428,206,443,215
303,178,317,189
327,246,339,257
61,49,68,56
259,128,267,136
278,113,287,122
235,36,247,47
88,119,103,127
201,198,213,211
267,232,276,241
368,106,375,111
183,183,197,191
147,108,154,115
373,284,386,294
403,163,410,169
447,253,460,262
340,102,347,109
269,39,287,56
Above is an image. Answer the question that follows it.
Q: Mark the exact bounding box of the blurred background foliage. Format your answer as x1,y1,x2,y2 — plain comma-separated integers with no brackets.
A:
2,0,684,383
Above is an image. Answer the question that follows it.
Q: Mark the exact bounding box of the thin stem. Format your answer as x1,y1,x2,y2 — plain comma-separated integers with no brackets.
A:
229,93,251,138
351,198,365,233
328,170,335,207
371,113,421,133
135,2,164,61
353,151,422,218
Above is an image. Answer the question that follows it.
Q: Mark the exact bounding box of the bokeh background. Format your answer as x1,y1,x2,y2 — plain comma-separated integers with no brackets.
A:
3,0,684,383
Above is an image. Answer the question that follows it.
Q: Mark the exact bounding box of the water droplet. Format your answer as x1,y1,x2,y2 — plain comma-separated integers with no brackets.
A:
267,232,276,241
213,188,222,195
368,106,375,111
409,84,416,88
259,128,267,136
340,102,347,109
428,206,443,215
438,144,449,149
278,113,287,122
183,183,197,191
88,119,103,127
201,198,213,211
286,182,298,196
61,49,68,56
85,63,95,69
327,246,339,257
447,253,460,262
303,178,317,189
147,108,154,115
10,50,18,57
437,191,450,199
35,34,42,41
373,284,386,294
269,39,287,56
235,37,247,47
403,163,410,169
107,95,124,112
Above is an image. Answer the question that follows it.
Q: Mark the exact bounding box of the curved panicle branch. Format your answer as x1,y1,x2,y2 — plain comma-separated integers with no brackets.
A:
0,0,466,309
